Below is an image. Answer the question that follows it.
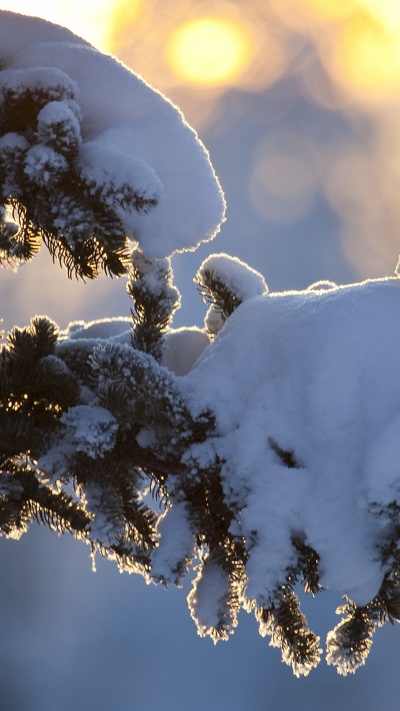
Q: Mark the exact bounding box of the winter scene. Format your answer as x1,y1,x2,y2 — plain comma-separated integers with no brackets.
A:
1,2,400,709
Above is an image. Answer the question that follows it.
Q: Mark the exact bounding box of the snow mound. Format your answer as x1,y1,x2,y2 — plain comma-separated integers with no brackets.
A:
183,276,400,606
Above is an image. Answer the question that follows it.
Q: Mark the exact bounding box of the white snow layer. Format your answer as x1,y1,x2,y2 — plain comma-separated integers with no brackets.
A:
60,276,400,608
61,317,210,377
182,276,400,607
199,253,268,301
60,405,119,458
0,10,225,257
151,502,195,585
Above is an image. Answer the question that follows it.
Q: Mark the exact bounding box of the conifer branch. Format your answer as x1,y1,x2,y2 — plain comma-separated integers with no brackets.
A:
128,249,180,360
1,15,400,678
256,587,322,677
0,70,158,279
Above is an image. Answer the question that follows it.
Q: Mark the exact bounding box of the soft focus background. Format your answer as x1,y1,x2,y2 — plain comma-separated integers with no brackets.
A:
1,1,400,708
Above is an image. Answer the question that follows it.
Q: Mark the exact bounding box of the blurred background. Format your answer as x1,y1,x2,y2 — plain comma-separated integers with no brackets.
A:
1,1,400,708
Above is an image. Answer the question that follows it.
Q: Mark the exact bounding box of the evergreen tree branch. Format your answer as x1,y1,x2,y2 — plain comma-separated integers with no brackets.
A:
1,19,400,678
128,249,180,360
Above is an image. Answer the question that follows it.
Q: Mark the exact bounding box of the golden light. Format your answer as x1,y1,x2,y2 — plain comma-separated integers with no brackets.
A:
301,0,357,20
269,0,400,102
102,0,149,54
359,0,400,29
166,16,255,86
332,11,400,98
269,0,357,32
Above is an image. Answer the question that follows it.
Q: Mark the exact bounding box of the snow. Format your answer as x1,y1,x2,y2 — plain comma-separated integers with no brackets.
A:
204,305,224,336
0,10,226,257
162,327,210,375
56,272,400,614
0,132,29,195
24,144,68,186
182,276,400,608
36,101,82,152
54,271,400,626
79,139,161,213
0,65,79,105
61,318,210,376
83,483,124,548
151,502,195,585
60,404,119,458
0,11,90,61
188,559,232,637
62,317,131,342
198,253,268,302
3,8,400,681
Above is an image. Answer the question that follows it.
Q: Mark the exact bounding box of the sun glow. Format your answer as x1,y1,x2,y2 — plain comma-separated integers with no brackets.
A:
4,0,400,101
334,12,400,96
166,16,255,86
328,0,400,99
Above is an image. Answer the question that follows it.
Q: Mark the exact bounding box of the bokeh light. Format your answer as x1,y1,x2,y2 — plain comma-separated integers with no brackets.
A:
166,16,254,87
332,11,400,98
249,133,318,224
106,0,287,123
4,0,400,281
6,0,400,105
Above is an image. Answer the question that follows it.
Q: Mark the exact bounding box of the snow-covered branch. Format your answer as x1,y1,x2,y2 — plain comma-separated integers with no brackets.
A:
1,10,400,678
0,9,225,274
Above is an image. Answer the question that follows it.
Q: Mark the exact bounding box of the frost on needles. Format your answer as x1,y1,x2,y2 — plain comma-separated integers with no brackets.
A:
1,10,400,679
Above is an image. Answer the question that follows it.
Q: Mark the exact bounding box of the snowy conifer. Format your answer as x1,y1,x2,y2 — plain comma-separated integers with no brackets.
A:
1,10,400,677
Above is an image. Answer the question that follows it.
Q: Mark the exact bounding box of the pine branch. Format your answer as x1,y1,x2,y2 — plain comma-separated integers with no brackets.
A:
2,18,400,678
0,70,158,280
128,249,180,360
0,466,89,539
326,601,376,675
291,536,323,595
195,267,242,322
256,587,322,677
195,253,267,330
